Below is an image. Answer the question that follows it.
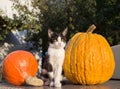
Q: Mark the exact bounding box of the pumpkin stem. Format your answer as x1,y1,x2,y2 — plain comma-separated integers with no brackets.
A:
25,76,43,86
86,24,96,33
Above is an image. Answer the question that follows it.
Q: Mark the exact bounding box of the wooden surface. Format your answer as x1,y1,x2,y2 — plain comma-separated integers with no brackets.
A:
0,79,120,89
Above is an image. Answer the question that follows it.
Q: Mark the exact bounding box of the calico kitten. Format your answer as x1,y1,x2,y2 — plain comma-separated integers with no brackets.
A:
41,28,68,87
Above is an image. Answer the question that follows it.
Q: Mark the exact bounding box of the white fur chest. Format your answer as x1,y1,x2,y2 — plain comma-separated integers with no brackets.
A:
48,47,65,67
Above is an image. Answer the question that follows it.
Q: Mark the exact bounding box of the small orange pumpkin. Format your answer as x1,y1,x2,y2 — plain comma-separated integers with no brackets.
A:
3,50,43,86
63,25,115,85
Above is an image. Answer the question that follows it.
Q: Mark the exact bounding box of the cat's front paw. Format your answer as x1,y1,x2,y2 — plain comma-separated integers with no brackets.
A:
49,82,54,87
55,82,61,87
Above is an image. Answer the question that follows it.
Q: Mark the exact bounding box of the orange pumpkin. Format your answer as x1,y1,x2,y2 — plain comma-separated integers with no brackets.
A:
63,25,115,85
3,50,43,86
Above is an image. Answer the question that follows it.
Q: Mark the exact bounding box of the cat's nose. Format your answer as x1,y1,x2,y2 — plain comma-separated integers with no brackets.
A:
58,43,61,46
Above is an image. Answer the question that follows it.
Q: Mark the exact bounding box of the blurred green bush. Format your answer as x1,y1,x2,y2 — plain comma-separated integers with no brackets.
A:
0,0,120,53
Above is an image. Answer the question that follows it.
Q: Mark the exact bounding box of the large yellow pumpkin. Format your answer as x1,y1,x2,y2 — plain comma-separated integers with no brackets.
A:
63,25,115,85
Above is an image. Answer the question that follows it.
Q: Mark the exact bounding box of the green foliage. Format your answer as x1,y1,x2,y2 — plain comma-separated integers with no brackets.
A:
0,16,12,42
39,0,68,52
65,0,120,45
1,0,119,51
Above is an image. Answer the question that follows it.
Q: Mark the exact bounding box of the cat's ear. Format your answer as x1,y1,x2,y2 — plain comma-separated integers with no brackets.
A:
48,29,53,38
62,27,68,36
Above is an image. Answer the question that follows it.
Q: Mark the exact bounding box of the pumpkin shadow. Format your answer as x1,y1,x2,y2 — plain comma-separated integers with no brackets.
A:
62,80,111,89
79,85,110,89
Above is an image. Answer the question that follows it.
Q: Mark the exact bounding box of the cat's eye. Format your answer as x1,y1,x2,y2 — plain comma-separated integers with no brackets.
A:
61,39,65,42
54,40,57,42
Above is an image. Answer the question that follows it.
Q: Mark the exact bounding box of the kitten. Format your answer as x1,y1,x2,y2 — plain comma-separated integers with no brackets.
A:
41,28,68,87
